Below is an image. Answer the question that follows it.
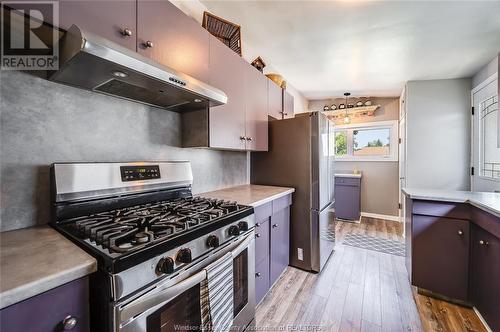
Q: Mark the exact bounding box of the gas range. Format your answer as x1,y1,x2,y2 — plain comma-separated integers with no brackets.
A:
50,162,256,331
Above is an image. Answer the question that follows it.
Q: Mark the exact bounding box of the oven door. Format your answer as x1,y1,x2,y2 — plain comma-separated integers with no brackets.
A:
115,232,255,332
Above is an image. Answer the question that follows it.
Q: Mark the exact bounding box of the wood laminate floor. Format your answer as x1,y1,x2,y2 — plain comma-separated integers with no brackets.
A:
255,217,486,332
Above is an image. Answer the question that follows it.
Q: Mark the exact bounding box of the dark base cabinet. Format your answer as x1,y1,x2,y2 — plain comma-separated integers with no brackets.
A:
0,277,89,332
412,215,470,301
334,176,361,221
471,224,500,331
253,194,292,304
408,198,500,331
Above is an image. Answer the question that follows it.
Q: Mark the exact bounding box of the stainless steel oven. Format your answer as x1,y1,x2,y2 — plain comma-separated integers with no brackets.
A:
114,232,256,332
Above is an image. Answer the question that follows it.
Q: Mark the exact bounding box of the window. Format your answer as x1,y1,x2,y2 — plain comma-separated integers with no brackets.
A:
479,94,499,179
334,120,398,161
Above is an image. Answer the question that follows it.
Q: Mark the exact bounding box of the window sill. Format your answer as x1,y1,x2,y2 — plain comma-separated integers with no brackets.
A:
335,157,398,162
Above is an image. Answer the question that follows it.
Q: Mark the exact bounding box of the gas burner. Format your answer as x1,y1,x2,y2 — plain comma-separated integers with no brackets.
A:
64,196,246,254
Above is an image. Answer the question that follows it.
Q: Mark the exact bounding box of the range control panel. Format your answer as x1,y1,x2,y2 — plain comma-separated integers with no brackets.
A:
120,165,161,182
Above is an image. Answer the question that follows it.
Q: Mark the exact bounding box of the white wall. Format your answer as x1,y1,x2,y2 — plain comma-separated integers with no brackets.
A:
406,79,471,191
170,0,309,114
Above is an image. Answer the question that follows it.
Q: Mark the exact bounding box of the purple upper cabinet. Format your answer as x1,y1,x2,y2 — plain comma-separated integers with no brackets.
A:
208,35,246,150
268,80,283,120
244,65,269,151
137,0,210,82
412,215,470,302
283,91,294,119
59,0,137,51
471,224,500,331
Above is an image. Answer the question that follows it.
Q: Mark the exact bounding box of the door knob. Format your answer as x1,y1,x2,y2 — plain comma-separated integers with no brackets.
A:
121,28,132,37
144,40,154,48
457,230,463,235
62,315,78,330
479,240,488,246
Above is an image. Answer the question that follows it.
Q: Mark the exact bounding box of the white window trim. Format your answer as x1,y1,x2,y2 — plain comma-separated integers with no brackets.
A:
334,120,399,162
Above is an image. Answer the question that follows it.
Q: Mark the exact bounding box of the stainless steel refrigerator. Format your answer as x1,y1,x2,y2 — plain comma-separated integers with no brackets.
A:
251,112,335,272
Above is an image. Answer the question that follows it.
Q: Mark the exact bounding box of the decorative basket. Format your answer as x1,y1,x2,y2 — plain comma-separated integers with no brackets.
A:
202,11,242,56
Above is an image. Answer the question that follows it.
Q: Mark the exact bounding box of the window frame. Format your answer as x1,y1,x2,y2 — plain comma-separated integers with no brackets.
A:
334,120,399,162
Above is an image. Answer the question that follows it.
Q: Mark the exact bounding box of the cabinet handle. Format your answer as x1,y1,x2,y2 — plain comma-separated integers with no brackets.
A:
240,136,246,141
255,222,260,227
272,224,278,228
255,233,261,238
62,315,78,330
457,230,463,235
121,28,132,37
255,272,261,277
144,40,154,48
479,240,489,246
246,137,253,141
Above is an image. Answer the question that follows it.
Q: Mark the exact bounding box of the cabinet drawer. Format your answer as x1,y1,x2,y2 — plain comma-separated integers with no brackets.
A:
255,218,270,265
272,194,292,214
412,200,470,220
255,256,270,305
0,277,89,332
335,177,360,187
255,202,272,222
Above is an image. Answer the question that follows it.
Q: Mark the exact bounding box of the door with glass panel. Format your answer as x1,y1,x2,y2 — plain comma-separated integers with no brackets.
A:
471,75,500,192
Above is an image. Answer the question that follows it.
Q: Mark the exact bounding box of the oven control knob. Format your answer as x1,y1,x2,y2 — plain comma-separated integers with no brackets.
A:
207,235,220,248
229,225,240,236
176,248,192,264
157,257,174,274
238,221,249,232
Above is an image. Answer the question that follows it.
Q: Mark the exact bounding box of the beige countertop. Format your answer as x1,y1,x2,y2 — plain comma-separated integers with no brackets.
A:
0,226,97,309
200,184,295,207
403,188,500,218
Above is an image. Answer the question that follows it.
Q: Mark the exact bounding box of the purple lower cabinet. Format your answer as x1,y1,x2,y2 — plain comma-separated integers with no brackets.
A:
0,277,89,332
270,207,290,286
412,215,470,301
471,224,500,331
255,256,270,305
334,177,361,221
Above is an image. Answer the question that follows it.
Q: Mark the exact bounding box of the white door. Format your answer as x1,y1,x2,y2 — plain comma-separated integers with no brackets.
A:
471,74,500,192
399,116,407,221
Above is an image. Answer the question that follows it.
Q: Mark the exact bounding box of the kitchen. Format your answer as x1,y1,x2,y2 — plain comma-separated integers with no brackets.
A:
0,1,499,332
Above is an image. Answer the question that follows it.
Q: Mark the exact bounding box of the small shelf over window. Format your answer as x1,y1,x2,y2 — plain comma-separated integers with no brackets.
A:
323,105,380,121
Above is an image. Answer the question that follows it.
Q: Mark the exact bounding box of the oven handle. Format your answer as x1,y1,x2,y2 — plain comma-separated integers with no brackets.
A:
119,232,254,324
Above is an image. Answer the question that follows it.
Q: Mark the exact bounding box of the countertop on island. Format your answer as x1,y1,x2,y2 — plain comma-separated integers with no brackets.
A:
0,226,97,309
403,188,500,217
200,184,295,207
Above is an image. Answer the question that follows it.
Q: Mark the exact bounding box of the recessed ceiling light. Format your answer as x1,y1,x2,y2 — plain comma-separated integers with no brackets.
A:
112,71,128,78
194,99,202,103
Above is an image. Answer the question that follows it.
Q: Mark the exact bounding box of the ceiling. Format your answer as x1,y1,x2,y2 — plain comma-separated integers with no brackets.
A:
201,0,500,99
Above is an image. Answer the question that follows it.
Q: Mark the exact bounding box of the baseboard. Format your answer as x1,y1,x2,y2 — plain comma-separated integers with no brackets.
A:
473,307,493,332
361,212,400,222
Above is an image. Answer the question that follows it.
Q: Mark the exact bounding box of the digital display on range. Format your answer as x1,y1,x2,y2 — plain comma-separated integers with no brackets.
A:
120,165,161,182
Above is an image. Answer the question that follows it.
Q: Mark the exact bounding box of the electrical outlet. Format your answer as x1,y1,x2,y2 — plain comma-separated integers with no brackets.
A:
297,248,304,261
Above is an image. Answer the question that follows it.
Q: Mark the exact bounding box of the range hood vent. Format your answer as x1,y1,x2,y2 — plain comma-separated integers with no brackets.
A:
50,25,227,112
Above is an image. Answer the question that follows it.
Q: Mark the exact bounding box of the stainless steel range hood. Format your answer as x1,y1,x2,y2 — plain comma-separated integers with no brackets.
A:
49,25,227,112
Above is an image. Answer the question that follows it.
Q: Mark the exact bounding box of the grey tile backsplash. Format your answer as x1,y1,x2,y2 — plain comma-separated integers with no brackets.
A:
0,71,247,232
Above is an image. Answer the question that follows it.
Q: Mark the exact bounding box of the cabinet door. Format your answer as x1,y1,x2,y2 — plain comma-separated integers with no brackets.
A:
208,36,246,150
283,91,294,119
270,207,290,285
254,217,270,266
412,216,470,301
244,65,269,151
60,0,137,51
137,0,209,81
335,184,360,221
471,225,500,331
0,277,89,332
255,256,270,305
268,80,283,120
